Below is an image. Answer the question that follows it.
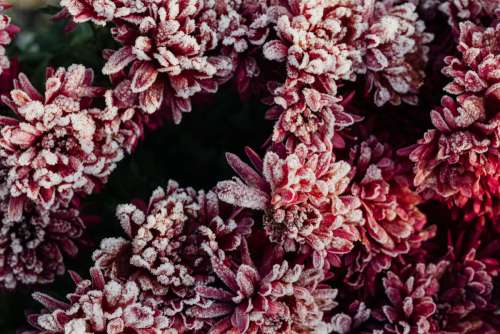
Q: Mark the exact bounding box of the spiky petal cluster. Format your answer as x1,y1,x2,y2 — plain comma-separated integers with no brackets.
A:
439,0,500,32
0,1,18,75
361,2,433,106
215,0,272,97
0,203,87,290
92,180,253,331
27,267,169,333
216,145,364,268
407,22,500,222
261,0,367,148
372,261,448,333
189,240,338,333
101,0,233,123
0,65,129,217
342,136,435,290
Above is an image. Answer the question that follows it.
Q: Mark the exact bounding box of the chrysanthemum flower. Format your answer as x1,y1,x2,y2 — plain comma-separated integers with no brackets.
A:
372,261,448,334
59,0,147,26
26,267,169,333
102,0,233,123
0,1,18,75
215,0,272,97
216,145,364,268
266,82,361,151
342,136,435,291
258,0,368,150
262,0,366,92
0,65,128,217
439,0,500,32
92,180,254,331
405,22,500,222
189,240,338,333
0,202,87,290
361,1,433,106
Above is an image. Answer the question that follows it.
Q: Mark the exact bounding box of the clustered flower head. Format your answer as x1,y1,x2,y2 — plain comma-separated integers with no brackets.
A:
0,202,87,290
2,0,499,333
100,0,234,123
406,21,500,222
0,65,139,216
0,1,18,76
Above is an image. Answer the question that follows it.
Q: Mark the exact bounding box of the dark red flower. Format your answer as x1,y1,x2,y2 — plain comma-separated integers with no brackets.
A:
102,0,232,123
27,268,169,333
0,202,88,289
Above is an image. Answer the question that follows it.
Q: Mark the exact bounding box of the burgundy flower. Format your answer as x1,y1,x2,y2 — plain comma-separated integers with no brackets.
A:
437,249,496,333
361,1,433,106
92,180,254,331
342,136,435,291
216,145,363,268
0,2,19,76
372,261,448,334
189,241,338,333
327,300,371,334
439,0,500,32
215,0,271,97
60,0,147,26
262,0,366,93
0,65,128,217
102,0,233,123
27,267,169,333
406,22,500,222
266,82,361,151
0,202,87,289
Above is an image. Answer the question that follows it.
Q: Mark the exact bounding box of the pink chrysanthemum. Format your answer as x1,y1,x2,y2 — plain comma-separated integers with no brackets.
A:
0,1,18,75
215,0,272,97
92,180,253,331
262,0,366,93
216,145,364,268
189,240,338,333
266,82,361,151
327,300,371,334
0,202,87,290
27,267,169,333
405,22,500,222
0,65,129,217
372,261,448,334
101,0,233,123
439,0,500,32
59,0,147,26
361,1,433,106
342,136,435,291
